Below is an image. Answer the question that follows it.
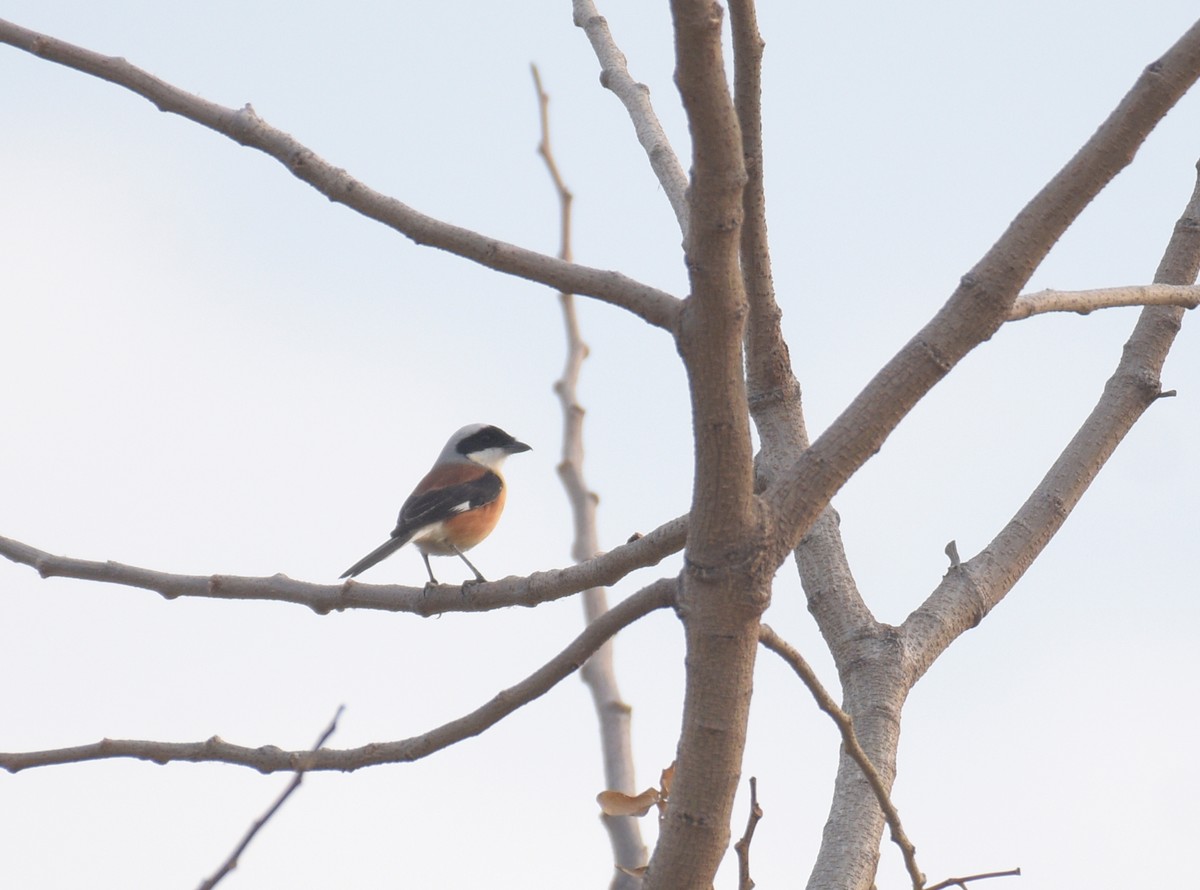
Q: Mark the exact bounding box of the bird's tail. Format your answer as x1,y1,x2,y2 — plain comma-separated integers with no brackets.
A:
340,535,409,579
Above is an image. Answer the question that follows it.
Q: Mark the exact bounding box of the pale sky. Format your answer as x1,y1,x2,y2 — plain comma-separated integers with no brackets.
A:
2,2,1198,888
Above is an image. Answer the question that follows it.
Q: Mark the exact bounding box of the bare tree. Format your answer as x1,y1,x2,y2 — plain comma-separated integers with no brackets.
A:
2,5,1199,889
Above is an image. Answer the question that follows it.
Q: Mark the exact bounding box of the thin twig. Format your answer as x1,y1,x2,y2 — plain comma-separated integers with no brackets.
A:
531,64,647,884
0,17,681,330
733,776,763,890
1009,284,1200,320
759,625,925,890
0,521,685,616
0,581,676,774
531,65,574,265
197,705,345,890
926,867,1022,890
572,0,689,234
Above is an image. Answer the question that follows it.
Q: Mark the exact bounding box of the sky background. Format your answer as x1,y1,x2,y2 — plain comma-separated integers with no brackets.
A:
2,2,1199,888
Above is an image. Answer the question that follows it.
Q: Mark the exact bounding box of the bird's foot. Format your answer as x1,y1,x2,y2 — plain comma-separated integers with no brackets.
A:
460,575,487,597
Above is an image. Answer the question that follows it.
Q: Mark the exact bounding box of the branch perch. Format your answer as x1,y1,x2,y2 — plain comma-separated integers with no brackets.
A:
0,520,684,615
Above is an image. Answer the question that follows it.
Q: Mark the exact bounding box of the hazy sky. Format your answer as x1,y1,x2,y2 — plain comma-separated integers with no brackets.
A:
2,2,1198,888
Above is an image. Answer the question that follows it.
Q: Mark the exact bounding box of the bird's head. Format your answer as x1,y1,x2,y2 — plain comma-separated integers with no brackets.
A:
441,423,532,471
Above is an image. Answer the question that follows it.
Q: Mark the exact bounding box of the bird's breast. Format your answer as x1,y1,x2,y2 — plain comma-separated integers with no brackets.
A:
413,486,507,554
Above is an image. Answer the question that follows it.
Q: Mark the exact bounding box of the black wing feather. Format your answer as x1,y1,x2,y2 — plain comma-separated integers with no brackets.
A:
394,473,502,538
340,469,503,579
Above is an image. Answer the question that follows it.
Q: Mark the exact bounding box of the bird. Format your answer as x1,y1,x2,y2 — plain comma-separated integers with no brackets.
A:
340,423,531,585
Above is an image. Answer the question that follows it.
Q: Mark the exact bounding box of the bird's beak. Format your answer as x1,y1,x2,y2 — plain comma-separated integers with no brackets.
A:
508,440,532,454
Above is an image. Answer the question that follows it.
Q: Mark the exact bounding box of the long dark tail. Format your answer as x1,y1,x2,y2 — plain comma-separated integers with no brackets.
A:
340,534,410,578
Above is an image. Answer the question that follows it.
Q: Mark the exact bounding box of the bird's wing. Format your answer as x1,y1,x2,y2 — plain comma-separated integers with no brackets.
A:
394,468,502,537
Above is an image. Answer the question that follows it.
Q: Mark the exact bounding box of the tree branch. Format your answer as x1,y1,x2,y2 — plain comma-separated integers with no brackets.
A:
0,17,682,331
0,518,685,615
532,63,647,886
644,4,762,888
670,2,754,551
733,776,763,890
759,625,924,890
725,16,891,887
728,0,780,415
926,867,1022,890
730,0,808,466
800,25,1200,890
726,0,879,706
903,160,1200,680
572,0,690,235
0,579,677,774
764,20,1200,560
197,706,344,890
1008,284,1200,320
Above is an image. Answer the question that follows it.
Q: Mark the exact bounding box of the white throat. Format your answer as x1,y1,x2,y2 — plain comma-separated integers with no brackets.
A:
467,447,511,471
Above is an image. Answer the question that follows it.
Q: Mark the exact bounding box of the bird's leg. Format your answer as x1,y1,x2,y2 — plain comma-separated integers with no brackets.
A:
421,553,440,588
451,545,487,586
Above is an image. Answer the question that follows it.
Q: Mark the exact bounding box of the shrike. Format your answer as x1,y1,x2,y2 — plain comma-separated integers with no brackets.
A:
340,423,531,584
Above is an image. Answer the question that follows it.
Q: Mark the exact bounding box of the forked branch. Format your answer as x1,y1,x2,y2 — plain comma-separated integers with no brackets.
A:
903,161,1200,679
759,625,924,890
765,20,1200,560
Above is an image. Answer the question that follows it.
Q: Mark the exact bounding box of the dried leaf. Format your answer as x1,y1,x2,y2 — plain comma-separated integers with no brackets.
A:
597,787,660,817
660,762,675,796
